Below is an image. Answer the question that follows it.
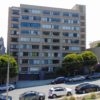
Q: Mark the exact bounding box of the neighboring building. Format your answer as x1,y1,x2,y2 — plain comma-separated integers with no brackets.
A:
0,37,5,55
89,41,100,63
90,40,100,48
7,4,86,80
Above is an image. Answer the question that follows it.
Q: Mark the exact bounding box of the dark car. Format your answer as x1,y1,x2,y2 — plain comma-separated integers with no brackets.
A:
19,91,45,100
50,77,66,84
75,83,100,94
86,73,100,79
0,95,12,100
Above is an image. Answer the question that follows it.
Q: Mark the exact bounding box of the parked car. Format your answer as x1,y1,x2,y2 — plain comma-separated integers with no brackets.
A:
50,77,66,84
75,83,100,94
68,75,86,82
86,73,100,79
48,87,72,98
19,91,45,100
0,95,12,100
0,84,15,91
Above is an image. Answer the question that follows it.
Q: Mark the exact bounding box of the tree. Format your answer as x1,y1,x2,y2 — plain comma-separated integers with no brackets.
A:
81,51,98,74
0,55,18,84
63,53,83,76
96,43,100,47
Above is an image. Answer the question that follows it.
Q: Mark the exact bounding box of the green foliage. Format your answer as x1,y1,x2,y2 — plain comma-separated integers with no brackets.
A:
63,53,83,75
63,51,98,75
0,54,18,84
81,51,97,66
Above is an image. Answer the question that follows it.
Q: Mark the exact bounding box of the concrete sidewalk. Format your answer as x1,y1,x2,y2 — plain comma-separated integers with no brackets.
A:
16,79,53,88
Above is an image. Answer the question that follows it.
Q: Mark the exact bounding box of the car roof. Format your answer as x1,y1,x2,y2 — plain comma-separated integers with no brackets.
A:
77,83,90,87
50,87,65,90
20,91,38,96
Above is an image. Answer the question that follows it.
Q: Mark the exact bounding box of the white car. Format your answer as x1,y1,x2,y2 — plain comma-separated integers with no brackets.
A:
48,87,73,98
68,75,86,82
0,84,15,91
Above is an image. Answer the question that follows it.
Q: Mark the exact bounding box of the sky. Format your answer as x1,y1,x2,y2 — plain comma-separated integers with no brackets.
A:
0,0,100,49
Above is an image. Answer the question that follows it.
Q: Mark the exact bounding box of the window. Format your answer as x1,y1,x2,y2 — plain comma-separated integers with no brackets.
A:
44,52,48,57
11,24,19,28
31,38,41,42
52,60,59,64
52,11,60,15
71,13,79,17
53,39,60,43
11,17,19,22
22,15,29,20
62,26,70,30
32,45,39,49
21,30,30,34
52,25,59,29
54,53,58,57
63,12,70,16
42,17,49,22
11,38,18,42
21,22,41,28
23,52,28,56
42,24,51,29
32,52,39,57
63,19,70,24
11,51,18,56
63,32,69,36
52,32,60,36
20,38,30,42
12,10,19,15
32,9,41,14
10,44,18,49
10,30,18,35
42,45,50,49
22,59,28,64
21,67,28,73
69,46,80,51
23,9,30,13
52,46,59,50
51,18,61,22
43,31,50,35
33,16,41,21
63,46,69,50
42,10,50,15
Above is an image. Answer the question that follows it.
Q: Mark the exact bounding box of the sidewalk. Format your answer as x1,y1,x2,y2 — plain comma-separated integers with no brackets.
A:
16,79,53,88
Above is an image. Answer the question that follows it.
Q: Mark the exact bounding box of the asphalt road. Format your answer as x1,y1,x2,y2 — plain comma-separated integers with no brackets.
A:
2,79,100,100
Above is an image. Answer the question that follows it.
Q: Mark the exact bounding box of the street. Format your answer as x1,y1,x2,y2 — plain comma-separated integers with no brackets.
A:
2,79,100,100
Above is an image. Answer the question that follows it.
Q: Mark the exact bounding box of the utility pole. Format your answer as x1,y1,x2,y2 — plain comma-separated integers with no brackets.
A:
6,52,10,100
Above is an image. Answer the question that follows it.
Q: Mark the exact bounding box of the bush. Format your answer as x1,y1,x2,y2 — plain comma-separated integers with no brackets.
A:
69,96,76,100
62,96,68,100
90,93,96,99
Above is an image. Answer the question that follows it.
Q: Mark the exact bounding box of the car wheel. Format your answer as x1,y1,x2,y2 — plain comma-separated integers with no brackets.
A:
52,94,57,98
67,92,72,96
39,96,44,100
9,87,13,91
96,88,99,91
82,90,86,94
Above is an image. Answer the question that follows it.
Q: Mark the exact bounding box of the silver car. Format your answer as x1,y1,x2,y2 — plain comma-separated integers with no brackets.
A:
0,84,15,91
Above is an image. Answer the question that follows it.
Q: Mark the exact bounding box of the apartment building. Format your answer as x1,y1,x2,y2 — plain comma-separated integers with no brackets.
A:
0,37,5,55
7,4,86,80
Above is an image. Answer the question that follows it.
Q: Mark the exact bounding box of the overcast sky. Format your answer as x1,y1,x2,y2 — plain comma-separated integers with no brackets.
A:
0,0,100,49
